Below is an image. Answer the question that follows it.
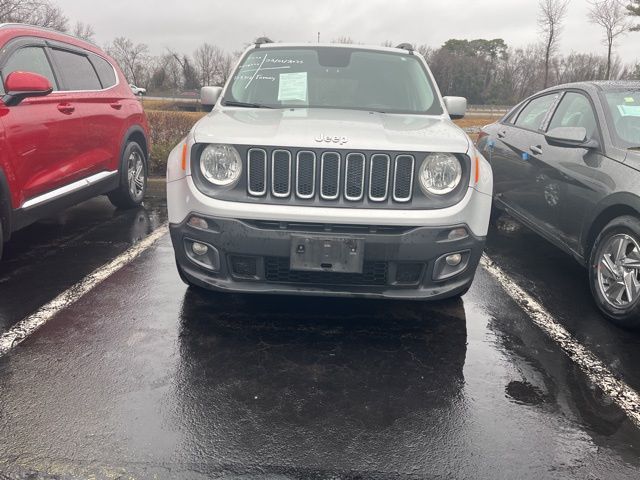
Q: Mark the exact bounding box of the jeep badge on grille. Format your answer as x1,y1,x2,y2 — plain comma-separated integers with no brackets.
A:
315,134,348,145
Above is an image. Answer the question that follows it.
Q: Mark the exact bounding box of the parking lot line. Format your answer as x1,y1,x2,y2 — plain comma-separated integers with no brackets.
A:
0,225,168,357
481,253,640,428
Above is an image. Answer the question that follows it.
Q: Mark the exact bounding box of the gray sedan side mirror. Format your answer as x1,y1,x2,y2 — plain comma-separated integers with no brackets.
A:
201,86,223,107
443,96,467,120
545,127,598,149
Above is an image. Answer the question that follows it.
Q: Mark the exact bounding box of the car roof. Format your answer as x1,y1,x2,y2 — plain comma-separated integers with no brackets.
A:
0,23,103,55
538,80,640,95
255,42,415,56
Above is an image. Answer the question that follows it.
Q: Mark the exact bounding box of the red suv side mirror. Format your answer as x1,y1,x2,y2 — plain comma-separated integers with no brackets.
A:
2,71,53,107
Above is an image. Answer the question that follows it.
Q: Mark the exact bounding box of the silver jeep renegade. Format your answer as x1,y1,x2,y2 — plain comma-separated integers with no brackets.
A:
167,40,493,300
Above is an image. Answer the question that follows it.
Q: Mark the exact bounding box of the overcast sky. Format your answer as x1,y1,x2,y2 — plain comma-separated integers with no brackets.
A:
58,0,639,63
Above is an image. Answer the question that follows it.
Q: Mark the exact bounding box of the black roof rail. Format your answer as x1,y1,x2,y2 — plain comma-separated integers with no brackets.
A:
255,37,274,47
395,43,414,53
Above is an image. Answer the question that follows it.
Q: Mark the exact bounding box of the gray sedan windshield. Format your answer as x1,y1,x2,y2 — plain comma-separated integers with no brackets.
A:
223,47,442,115
603,90,640,148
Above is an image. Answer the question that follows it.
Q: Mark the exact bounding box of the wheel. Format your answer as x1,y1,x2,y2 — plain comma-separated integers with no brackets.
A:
589,215,640,329
108,141,148,209
0,220,4,261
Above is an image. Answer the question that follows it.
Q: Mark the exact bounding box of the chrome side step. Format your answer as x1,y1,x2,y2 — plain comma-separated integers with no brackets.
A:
21,171,118,209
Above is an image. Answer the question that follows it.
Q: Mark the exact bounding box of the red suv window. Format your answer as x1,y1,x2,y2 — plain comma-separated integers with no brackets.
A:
50,48,101,91
89,54,117,89
2,46,58,92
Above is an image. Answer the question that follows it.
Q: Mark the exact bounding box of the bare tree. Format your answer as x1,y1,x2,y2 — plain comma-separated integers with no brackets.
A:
193,43,226,86
416,44,434,61
538,0,570,88
215,51,235,86
628,0,640,31
332,36,357,44
106,37,150,86
0,0,68,32
588,0,633,79
148,54,182,92
72,21,95,43
167,50,200,90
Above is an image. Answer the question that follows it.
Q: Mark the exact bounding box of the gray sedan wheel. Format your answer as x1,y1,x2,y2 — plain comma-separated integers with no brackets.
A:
589,216,640,329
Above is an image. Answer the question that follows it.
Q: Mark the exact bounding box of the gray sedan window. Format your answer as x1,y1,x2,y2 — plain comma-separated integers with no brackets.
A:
514,94,559,131
602,90,640,148
548,92,598,139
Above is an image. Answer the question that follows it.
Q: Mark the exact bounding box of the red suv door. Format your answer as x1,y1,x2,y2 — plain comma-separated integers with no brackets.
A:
48,46,121,177
0,42,87,206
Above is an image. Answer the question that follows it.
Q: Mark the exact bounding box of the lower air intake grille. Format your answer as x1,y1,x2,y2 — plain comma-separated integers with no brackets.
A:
265,257,388,286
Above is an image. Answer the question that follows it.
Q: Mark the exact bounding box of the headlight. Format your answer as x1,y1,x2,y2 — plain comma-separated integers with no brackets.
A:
418,153,462,195
199,144,242,186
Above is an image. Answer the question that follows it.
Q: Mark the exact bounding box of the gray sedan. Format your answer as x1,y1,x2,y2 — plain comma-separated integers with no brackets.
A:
477,81,640,328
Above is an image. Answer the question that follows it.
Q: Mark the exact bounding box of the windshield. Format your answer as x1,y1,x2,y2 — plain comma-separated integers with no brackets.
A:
223,47,442,115
602,90,640,149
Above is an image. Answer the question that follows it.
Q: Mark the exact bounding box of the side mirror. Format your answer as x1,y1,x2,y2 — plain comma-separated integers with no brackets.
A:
443,96,467,120
2,71,53,107
201,86,223,107
545,127,597,149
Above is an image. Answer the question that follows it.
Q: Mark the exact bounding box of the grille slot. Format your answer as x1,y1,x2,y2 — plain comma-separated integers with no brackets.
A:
265,257,388,286
344,153,365,201
320,152,341,200
393,155,415,202
369,154,390,202
296,151,316,199
247,149,267,196
271,150,291,197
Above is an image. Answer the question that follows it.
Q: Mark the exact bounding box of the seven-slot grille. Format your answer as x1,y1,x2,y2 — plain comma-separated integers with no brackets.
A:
247,149,416,203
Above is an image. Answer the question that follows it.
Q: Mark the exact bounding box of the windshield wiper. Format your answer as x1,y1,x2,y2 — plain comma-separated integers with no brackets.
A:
629,146,640,151
222,100,272,109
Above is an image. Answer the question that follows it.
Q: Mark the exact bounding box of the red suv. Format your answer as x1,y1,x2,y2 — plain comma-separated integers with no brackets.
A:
0,24,150,259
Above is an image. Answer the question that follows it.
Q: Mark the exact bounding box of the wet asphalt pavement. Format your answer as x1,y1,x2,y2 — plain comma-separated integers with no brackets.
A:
1,181,640,479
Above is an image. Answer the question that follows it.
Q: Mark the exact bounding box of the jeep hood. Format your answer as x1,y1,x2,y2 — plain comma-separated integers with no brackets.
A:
193,108,471,153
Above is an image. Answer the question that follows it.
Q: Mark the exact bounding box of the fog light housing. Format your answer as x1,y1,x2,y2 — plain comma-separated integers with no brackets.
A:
188,216,209,230
433,250,470,280
184,238,220,271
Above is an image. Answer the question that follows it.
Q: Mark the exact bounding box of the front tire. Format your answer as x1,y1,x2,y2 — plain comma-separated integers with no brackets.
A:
589,216,640,329
108,141,148,209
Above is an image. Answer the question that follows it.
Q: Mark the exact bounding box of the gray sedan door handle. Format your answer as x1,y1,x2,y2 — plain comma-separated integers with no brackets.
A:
530,145,543,155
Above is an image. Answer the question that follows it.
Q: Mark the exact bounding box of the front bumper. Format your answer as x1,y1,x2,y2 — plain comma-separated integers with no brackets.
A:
170,215,485,300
